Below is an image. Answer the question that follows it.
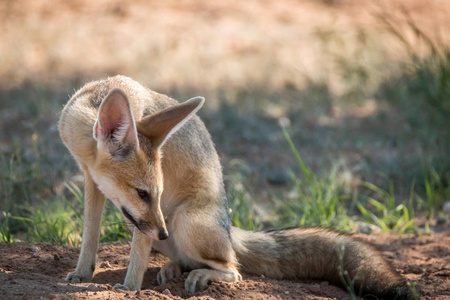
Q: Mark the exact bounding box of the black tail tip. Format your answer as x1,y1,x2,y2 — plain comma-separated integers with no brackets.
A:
362,281,420,300
382,281,421,300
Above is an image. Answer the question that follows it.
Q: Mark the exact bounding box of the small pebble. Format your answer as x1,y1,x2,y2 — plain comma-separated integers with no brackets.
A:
100,261,112,268
266,169,290,185
162,289,171,295
31,245,40,258
86,284,101,292
436,217,446,226
357,222,380,234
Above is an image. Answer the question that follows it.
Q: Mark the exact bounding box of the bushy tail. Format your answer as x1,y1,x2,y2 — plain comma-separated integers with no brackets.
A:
231,226,416,300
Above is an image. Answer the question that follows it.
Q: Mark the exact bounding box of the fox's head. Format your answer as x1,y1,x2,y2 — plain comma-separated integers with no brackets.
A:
91,88,204,240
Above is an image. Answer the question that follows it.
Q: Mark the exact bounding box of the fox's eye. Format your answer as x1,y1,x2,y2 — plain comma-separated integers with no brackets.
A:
136,188,151,203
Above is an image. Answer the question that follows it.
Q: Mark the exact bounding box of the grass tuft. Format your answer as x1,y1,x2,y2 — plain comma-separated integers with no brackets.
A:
0,211,13,243
357,179,415,234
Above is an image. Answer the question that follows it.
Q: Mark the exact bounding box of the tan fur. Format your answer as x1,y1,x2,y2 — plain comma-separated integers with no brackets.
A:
231,227,407,296
59,76,413,299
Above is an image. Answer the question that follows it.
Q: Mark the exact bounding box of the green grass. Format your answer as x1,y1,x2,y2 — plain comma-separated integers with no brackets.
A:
416,166,450,219
227,126,446,233
2,129,445,242
269,126,354,231
0,130,447,243
0,212,13,243
357,180,415,234
15,202,80,246
0,182,130,245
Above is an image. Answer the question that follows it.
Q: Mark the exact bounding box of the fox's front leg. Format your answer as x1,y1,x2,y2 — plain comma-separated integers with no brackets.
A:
115,227,152,290
66,169,106,283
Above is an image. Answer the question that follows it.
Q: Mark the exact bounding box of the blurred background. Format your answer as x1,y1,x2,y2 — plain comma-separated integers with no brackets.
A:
0,0,449,244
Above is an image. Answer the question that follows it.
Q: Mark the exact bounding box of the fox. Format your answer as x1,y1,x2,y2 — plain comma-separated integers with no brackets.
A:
59,75,415,299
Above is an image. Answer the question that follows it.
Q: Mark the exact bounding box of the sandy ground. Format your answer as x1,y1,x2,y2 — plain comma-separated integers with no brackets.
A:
1,227,449,300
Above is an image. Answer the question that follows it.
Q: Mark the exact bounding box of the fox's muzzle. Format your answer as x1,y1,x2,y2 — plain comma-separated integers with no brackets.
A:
158,229,169,240
145,227,169,240
122,207,139,228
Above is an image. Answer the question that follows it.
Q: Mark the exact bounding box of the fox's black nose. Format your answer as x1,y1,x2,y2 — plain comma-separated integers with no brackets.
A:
158,230,169,240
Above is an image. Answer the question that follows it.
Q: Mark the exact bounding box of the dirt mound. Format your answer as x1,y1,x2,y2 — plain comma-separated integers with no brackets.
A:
1,230,449,299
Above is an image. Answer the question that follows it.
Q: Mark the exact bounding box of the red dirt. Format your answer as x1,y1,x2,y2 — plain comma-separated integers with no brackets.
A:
1,228,449,300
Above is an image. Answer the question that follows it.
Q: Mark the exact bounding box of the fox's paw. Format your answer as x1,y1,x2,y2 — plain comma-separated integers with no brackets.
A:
157,261,182,285
185,269,210,294
65,271,93,283
113,283,130,290
185,269,242,294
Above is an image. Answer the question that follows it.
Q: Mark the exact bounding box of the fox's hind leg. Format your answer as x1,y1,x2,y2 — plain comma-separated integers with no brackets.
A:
171,208,242,294
66,166,106,283
157,260,183,285
156,258,241,293
185,268,242,294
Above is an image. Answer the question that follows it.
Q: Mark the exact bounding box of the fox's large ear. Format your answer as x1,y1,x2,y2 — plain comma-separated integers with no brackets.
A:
93,88,138,158
137,96,205,149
